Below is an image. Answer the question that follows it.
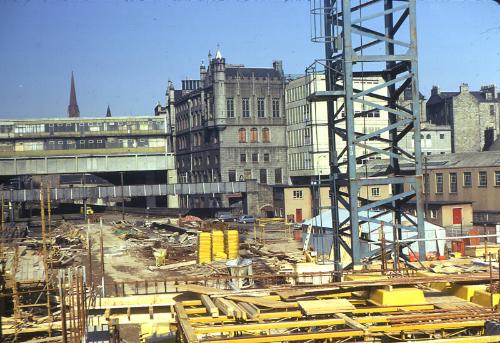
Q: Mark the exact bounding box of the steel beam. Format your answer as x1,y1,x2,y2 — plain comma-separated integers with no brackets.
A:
309,0,425,269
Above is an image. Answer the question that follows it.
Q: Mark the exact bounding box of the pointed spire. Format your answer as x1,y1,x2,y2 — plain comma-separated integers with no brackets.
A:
106,105,111,117
215,44,222,59
68,71,80,117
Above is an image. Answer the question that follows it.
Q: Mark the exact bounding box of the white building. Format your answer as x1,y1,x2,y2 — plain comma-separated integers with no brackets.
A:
285,73,390,184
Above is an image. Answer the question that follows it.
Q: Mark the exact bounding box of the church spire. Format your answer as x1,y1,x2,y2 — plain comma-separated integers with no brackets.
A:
106,105,111,117
68,72,80,117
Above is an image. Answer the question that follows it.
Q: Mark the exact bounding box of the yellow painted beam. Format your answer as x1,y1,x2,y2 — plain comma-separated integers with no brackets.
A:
184,307,207,315
194,318,345,334
189,316,231,324
257,311,303,320
351,304,434,314
368,320,485,333
422,336,500,343
200,329,365,343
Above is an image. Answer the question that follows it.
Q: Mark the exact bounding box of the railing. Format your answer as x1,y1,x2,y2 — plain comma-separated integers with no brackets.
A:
0,181,247,202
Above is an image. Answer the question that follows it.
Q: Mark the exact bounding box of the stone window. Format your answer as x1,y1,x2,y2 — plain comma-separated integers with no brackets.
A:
228,170,236,182
449,173,457,193
242,98,250,118
252,153,258,162
238,128,246,143
263,153,270,162
496,171,500,187
435,173,443,193
463,172,472,187
490,105,495,116
274,168,282,184
240,154,246,163
371,187,380,197
293,190,303,199
250,128,258,143
226,98,234,118
257,98,265,118
272,98,280,117
430,209,438,219
260,169,267,184
262,128,270,143
439,133,445,139
479,171,488,187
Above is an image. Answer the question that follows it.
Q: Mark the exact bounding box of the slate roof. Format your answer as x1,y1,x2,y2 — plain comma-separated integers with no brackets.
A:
430,91,500,103
488,137,500,152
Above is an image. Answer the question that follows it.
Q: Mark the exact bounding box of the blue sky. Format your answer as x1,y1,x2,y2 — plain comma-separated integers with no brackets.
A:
0,0,498,118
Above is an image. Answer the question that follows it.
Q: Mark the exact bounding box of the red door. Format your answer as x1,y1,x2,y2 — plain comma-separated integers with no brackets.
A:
452,208,463,225
296,209,303,223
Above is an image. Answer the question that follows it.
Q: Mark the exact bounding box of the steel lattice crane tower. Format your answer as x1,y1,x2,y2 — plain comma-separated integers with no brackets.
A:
308,0,426,277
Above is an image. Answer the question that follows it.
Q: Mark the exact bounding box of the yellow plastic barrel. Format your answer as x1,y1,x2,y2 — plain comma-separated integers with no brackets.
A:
225,229,239,260
198,232,212,264
211,230,225,261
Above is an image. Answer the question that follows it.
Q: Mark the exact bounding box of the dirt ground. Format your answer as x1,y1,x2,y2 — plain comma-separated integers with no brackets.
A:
85,213,173,292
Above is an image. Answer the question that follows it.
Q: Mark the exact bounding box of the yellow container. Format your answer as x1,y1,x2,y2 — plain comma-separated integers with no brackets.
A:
225,230,239,260
198,232,212,264
211,230,225,261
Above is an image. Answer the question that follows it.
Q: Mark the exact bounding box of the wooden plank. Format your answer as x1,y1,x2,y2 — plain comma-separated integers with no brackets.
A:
213,298,235,318
336,313,367,331
237,302,260,319
177,284,229,295
298,299,355,315
174,302,199,343
225,295,297,309
201,295,219,317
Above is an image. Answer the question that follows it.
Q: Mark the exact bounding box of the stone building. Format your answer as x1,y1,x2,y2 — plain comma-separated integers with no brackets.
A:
171,50,288,210
398,123,452,156
426,83,500,153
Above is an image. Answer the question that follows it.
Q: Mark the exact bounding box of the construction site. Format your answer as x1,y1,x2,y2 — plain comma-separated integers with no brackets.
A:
2,1,500,342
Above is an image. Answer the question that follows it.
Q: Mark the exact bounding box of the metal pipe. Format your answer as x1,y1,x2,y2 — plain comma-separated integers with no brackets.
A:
375,233,500,244
120,172,125,221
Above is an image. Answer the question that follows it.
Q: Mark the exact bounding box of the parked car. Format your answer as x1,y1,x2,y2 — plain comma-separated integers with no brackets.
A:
238,215,256,224
217,212,237,222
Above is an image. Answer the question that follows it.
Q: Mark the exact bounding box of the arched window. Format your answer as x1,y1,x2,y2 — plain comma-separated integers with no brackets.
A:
250,128,258,143
238,128,246,143
262,128,270,143
426,134,431,140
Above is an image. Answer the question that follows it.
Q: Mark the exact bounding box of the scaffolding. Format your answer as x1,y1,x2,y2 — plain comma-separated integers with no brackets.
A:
308,0,426,275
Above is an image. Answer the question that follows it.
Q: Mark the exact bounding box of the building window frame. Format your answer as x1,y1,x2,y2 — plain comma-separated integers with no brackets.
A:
238,128,246,143
435,173,443,193
228,170,236,182
449,172,458,193
240,153,246,163
371,187,380,197
226,98,234,118
242,98,250,118
257,98,265,118
496,171,500,187
252,153,258,163
262,127,270,143
272,98,280,118
263,153,270,162
479,171,488,187
463,172,472,187
293,190,303,199
250,128,258,143
259,168,267,184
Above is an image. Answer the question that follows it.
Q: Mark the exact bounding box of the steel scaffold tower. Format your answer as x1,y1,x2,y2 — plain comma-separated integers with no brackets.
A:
308,0,426,275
